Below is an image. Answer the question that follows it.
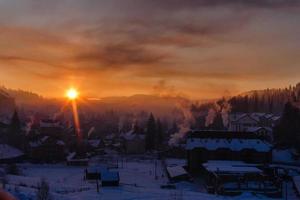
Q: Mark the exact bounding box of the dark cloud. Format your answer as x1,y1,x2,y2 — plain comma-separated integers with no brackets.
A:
74,43,168,67
131,0,300,10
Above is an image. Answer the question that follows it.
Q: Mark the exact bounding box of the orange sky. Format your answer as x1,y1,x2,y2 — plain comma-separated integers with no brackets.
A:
0,0,299,99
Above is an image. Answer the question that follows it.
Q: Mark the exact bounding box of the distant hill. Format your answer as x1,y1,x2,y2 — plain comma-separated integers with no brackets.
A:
229,82,300,114
0,86,43,106
84,94,192,119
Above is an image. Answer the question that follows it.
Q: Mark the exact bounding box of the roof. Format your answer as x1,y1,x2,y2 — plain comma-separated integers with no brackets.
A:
40,119,61,128
167,166,188,178
56,140,65,146
101,171,119,182
246,126,272,133
188,130,263,139
0,144,24,159
121,130,145,140
29,136,65,147
203,160,262,174
186,138,271,152
230,113,281,123
88,139,102,148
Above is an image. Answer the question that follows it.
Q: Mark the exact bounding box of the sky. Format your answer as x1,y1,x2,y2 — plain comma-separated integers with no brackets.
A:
0,0,299,99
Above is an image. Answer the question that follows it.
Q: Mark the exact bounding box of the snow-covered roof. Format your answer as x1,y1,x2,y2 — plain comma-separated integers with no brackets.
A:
186,138,271,152
203,160,262,174
101,171,119,182
40,120,61,128
271,116,281,121
0,144,24,159
230,113,281,124
30,136,65,147
166,166,188,178
122,130,145,140
246,126,272,133
67,152,76,161
56,140,65,146
88,139,102,148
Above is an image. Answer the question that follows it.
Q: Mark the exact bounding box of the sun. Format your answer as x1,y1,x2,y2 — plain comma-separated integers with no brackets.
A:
66,88,79,100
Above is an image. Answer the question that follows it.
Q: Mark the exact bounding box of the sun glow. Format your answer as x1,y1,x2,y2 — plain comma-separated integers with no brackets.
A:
66,88,79,100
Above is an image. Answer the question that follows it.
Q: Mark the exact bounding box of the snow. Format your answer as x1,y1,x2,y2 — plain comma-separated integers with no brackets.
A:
186,138,271,152
2,160,281,200
0,144,24,159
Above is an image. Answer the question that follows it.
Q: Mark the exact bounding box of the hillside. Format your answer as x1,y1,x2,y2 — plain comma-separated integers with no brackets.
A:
229,82,300,114
0,89,15,117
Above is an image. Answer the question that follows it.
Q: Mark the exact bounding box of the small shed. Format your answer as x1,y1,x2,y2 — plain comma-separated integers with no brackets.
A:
101,171,120,187
85,166,108,180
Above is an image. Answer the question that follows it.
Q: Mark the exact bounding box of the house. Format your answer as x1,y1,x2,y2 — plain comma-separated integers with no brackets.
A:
202,160,282,197
229,113,280,132
120,130,146,154
101,171,120,187
246,127,273,142
39,119,63,137
186,130,272,171
29,136,66,162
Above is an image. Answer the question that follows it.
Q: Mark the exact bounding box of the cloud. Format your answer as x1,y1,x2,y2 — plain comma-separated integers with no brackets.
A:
74,43,168,67
0,0,299,98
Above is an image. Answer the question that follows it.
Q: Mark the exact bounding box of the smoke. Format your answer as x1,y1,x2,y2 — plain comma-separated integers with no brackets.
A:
169,99,194,146
205,108,216,127
169,98,232,146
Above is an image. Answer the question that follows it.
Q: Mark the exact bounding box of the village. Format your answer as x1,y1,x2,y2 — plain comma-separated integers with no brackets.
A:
1,88,300,200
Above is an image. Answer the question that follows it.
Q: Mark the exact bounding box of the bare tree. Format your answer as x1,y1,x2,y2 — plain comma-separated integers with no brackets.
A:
36,178,51,200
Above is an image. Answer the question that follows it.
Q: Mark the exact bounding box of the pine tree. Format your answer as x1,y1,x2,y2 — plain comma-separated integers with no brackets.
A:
146,113,156,151
274,102,300,147
210,112,225,130
156,119,163,149
7,110,24,148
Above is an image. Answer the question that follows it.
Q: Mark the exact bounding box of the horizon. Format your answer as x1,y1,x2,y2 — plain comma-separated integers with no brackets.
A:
0,0,300,99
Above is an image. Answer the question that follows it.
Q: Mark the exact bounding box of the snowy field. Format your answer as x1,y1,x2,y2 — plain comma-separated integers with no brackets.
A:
3,158,299,200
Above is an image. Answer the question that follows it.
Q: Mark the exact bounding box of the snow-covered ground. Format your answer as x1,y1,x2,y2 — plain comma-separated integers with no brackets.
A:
3,158,299,200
